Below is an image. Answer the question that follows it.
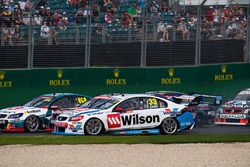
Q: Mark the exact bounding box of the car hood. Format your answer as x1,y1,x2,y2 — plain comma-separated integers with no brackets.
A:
0,106,44,115
59,108,102,117
223,100,250,109
54,107,89,115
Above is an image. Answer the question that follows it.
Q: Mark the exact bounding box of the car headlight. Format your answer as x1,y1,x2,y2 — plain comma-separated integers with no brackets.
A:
244,109,250,114
8,113,23,119
217,107,223,113
69,116,84,122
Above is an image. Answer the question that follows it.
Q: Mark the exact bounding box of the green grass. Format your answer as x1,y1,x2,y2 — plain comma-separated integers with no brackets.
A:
1,134,250,145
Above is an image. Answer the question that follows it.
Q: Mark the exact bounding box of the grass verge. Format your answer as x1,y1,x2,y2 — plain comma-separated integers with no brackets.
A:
1,134,250,145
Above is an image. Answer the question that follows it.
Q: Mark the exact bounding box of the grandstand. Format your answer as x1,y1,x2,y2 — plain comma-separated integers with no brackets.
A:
0,0,249,68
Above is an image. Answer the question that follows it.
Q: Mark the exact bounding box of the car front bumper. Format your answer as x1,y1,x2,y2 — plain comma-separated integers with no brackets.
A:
0,119,25,132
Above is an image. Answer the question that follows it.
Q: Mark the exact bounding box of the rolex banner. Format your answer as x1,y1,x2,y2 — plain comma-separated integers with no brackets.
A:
0,63,250,108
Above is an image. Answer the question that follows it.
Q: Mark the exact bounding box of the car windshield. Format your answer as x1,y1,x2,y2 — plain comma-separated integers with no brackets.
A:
234,93,250,101
24,96,54,107
80,98,119,110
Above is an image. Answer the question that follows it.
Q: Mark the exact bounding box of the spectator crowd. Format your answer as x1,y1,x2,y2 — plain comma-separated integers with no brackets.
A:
0,0,248,45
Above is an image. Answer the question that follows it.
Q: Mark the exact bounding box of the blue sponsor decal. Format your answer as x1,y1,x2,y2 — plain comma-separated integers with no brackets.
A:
87,112,103,116
8,120,24,128
173,108,179,112
69,124,82,132
75,110,100,116
170,112,177,117
110,128,160,135
177,112,194,131
51,132,83,135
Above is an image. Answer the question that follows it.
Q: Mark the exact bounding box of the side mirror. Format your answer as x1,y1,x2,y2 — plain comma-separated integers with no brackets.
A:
50,105,59,110
114,107,123,112
215,96,222,105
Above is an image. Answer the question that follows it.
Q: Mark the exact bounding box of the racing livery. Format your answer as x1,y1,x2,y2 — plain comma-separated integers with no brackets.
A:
174,94,222,126
146,91,185,101
50,95,111,124
147,91,222,126
215,89,250,125
0,93,90,132
53,94,195,135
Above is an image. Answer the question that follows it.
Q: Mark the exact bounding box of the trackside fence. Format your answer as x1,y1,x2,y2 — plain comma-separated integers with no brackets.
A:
0,2,249,69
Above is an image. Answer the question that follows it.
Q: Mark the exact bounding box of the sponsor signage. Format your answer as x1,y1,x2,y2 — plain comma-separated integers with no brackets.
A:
69,124,82,132
0,71,13,88
49,70,71,86
223,104,249,108
55,122,68,127
220,114,246,119
107,114,160,128
121,114,160,125
106,69,127,86
214,65,233,81
161,68,181,85
107,114,121,128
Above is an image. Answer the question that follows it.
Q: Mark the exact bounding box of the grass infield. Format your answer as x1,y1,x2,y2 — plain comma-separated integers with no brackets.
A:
0,134,250,145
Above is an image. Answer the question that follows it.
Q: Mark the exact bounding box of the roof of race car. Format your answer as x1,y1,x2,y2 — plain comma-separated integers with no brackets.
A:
239,89,250,94
145,91,185,96
175,95,195,100
93,93,167,101
41,93,90,98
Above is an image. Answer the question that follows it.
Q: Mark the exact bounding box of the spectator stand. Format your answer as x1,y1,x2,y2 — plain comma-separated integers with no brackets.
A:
0,0,249,69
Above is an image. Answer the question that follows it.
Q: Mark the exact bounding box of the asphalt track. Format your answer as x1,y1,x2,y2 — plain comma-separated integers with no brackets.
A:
0,124,250,136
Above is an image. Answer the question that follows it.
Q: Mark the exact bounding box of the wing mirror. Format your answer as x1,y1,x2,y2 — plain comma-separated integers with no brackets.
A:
114,107,123,112
50,105,59,110
215,96,222,105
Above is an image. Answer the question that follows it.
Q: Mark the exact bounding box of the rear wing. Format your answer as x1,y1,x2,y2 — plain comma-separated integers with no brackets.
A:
188,94,222,106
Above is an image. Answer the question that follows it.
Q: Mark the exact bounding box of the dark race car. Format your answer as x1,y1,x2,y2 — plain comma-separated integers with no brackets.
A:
176,94,222,126
145,91,186,101
215,89,250,125
146,91,222,126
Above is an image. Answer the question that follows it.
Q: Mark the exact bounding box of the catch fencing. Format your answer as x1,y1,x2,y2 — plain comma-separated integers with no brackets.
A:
0,1,249,69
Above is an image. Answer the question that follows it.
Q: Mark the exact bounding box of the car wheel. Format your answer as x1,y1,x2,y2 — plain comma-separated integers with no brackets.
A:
84,118,103,136
24,115,40,132
196,112,207,127
160,117,178,135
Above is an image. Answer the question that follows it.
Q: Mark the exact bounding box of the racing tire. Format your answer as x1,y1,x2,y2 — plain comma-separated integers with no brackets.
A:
196,112,208,127
24,115,40,133
84,118,103,136
160,117,178,135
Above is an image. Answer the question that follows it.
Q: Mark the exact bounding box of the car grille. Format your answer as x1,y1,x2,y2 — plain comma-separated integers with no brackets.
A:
0,120,8,129
52,113,60,120
57,116,67,121
226,119,241,123
58,127,65,132
224,109,243,113
0,114,7,118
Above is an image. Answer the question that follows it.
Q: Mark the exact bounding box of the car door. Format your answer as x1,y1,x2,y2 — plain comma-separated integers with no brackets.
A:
108,97,141,130
135,97,168,128
109,97,167,130
72,96,89,107
47,96,75,117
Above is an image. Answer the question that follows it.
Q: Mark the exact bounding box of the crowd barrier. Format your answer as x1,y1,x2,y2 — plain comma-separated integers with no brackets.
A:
0,40,245,68
0,63,250,108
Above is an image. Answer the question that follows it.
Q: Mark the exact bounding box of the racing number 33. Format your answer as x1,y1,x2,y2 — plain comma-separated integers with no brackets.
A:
148,98,157,106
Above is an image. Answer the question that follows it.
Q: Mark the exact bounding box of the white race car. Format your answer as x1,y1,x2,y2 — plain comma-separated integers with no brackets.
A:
53,94,195,135
0,93,90,132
